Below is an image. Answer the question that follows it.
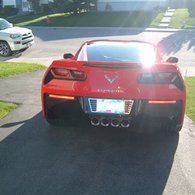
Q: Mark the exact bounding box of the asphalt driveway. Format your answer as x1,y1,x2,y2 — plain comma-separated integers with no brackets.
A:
0,27,195,194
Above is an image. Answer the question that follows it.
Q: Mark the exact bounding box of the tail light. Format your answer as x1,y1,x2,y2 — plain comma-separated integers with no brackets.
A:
138,72,184,90
51,68,86,81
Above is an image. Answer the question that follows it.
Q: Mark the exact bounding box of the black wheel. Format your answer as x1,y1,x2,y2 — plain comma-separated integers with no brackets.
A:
0,41,12,57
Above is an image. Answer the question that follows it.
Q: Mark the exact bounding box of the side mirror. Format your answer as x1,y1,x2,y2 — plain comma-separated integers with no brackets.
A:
63,53,74,59
166,57,178,63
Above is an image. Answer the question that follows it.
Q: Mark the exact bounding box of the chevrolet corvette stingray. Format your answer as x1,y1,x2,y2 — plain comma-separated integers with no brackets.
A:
41,40,186,132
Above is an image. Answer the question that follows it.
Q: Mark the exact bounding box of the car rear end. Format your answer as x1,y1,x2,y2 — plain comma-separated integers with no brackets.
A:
42,60,185,132
41,40,186,132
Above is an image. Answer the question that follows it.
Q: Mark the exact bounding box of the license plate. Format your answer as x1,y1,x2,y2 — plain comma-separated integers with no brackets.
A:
96,99,125,114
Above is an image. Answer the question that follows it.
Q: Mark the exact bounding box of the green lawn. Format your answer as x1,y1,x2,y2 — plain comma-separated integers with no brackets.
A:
8,11,160,28
169,9,189,28
4,9,195,29
0,61,45,119
168,8,195,29
0,101,17,119
0,61,45,78
185,77,195,122
149,12,164,28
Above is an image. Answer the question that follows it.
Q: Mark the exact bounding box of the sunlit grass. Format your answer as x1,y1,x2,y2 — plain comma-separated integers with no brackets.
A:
0,101,17,119
0,62,45,78
149,12,164,27
169,9,189,28
185,77,195,122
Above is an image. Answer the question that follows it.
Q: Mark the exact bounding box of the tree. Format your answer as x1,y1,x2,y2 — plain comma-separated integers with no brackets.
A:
53,0,97,14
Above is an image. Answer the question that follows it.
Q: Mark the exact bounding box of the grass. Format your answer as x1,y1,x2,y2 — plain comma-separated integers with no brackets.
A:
169,9,189,28
0,101,17,119
7,11,159,28
4,8,195,29
185,77,195,122
168,8,195,29
0,61,45,78
149,12,164,28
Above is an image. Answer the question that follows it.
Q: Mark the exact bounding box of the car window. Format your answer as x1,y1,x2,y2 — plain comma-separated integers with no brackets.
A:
0,19,12,30
85,42,156,64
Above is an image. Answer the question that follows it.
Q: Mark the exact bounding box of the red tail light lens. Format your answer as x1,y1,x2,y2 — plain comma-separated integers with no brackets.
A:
51,68,86,81
51,68,70,79
71,70,86,80
138,72,184,90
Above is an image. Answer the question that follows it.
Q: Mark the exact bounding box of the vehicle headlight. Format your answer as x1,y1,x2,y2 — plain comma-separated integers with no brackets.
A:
10,34,21,39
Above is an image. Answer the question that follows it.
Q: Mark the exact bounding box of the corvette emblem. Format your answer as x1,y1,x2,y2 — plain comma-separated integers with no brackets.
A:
104,74,119,84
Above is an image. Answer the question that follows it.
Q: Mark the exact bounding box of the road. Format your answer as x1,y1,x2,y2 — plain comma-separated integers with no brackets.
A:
0,27,195,194
1,27,195,76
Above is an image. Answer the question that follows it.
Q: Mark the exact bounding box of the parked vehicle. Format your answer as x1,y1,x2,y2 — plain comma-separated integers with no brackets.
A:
0,18,34,57
41,40,186,133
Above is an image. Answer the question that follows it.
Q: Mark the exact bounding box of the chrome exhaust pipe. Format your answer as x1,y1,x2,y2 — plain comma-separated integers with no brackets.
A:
111,118,120,127
91,117,100,126
101,118,110,127
121,120,130,128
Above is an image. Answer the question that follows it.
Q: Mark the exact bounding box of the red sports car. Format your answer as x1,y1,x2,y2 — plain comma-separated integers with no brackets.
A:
41,40,186,132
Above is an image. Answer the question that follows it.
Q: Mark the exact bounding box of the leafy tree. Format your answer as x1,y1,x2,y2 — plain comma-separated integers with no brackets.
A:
53,0,97,14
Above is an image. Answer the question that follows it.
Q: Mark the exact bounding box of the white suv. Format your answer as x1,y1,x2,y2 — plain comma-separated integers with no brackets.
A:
0,18,34,57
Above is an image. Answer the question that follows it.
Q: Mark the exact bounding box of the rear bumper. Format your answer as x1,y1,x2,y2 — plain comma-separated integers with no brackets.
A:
43,94,185,128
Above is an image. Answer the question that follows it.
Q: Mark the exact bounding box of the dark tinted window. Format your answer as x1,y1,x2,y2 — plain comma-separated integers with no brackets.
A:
86,42,156,64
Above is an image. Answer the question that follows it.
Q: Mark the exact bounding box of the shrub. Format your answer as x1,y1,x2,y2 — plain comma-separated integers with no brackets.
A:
3,6,18,15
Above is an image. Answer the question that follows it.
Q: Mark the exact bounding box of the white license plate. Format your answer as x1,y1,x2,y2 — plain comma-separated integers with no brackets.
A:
96,99,125,114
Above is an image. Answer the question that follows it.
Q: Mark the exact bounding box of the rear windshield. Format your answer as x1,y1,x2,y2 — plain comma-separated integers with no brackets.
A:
84,42,156,64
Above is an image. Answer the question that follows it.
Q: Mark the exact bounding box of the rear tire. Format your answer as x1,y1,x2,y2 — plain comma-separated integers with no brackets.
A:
0,41,12,57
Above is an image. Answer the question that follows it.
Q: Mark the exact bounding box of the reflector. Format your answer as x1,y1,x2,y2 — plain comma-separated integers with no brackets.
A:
148,100,176,104
49,94,75,100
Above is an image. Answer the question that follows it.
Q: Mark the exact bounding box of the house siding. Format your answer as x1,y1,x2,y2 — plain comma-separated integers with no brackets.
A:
2,0,16,7
97,0,167,11
40,0,54,5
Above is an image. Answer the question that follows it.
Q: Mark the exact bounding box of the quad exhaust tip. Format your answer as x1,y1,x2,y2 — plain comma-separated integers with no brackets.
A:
111,118,120,127
91,117,130,128
121,120,130,128
91,117,100,126
101,118,110,127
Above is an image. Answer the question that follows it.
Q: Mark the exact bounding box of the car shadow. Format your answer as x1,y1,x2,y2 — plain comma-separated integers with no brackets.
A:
0,112,179,194
0,53,22,61
158,30,195,56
